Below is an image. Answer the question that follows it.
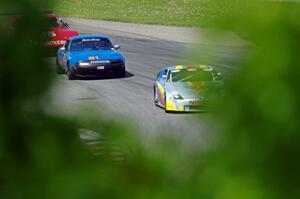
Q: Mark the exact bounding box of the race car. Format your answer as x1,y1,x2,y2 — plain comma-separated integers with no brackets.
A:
153,64,224,112
56,35,126,79
11,13,79,52
44,14,79,50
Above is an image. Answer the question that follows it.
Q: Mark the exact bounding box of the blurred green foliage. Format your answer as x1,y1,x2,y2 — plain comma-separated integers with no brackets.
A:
209,2,300,198
54,0,222,27
1,0,300,199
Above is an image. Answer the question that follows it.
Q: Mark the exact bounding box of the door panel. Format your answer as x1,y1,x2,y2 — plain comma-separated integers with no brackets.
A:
157,69,168,106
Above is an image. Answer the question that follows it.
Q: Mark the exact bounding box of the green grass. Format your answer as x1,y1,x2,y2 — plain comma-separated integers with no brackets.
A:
54,0,217,27
0,16,12,30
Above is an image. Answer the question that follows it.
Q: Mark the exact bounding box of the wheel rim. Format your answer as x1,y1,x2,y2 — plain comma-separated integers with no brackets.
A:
154,87,157,104
67,66,70,76
164,93,166,108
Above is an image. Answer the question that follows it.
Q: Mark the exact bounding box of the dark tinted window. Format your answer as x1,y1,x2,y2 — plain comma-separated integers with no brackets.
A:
156,71,162,80
46,17,59,27
70,38,113,51
65,40,70,51
158,69,168,84
169,69,213,82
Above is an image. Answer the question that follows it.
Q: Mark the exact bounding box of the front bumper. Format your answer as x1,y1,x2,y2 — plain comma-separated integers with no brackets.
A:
166,98,209,112
72,61,125,77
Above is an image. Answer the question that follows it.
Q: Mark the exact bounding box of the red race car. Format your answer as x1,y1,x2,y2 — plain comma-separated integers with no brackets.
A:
45,14,79,49
10,12,79,52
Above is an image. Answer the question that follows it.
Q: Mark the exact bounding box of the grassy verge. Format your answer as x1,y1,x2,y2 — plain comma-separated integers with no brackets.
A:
54,0,217,27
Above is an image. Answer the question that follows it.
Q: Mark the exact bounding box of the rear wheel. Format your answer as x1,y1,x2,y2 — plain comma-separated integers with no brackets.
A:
153,86,157,106
67,64,76,80
117,69,126,78
154,86,159,106
56,57,64,74
164,93,170,113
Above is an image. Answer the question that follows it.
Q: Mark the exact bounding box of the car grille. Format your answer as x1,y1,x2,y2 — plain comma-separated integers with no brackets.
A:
110,60,122,65
77,60,124,76
186,105,209,111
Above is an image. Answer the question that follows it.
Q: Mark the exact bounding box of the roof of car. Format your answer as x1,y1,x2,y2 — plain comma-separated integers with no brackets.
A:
45,14,58,19
69,35,110,41
166,64,214,71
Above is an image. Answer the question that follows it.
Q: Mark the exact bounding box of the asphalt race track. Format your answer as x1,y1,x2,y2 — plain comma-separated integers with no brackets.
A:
48,18,245,145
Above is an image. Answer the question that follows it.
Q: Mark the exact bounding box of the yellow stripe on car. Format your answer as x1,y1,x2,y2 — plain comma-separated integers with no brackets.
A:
157,83,165,95
175,65,184,70
199,64,207,69
166,99,184,111
166,99,177,111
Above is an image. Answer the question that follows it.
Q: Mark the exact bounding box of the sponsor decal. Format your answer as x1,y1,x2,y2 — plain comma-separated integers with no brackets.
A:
90,60,110,64
97,66,105,70
199,65,213,72
200,64,207,69
171,69,180,73
88,56,95,61
191,82,208,92
192,87,207,92
46,40,66,46
189,100,201,106
187,64,196,69
82,38,101,42
175,65,184,70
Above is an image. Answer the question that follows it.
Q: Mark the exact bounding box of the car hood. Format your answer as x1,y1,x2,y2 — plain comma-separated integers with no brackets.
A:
166,81,224,99
50,27,79,40
71,50,124,62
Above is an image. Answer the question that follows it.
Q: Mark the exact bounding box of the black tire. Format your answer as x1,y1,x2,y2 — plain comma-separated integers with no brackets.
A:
56,57,64,74
67,71,75,80
164,93,170,113
154,86,158,106
67,64,76,80
117,69,126,78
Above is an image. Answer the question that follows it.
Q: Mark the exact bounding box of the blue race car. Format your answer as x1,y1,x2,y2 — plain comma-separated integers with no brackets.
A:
56,35,126,79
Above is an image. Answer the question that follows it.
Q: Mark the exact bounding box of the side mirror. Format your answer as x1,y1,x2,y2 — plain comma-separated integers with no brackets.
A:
114,44,120,50
162,75,167,80
215,72,223,80
60,46,66,51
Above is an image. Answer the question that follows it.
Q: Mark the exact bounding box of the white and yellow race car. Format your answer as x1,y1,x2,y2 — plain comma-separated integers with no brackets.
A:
153,65,224,112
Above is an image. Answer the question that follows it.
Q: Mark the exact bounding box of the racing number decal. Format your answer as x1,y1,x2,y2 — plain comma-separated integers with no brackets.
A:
88,56,100,61
63,53,67,66
157,83,165,105
157,69,167,105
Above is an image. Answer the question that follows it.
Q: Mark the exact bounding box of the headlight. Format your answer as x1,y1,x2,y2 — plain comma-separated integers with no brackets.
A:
47,31,56,38
79,61,91,67
172,92,184,100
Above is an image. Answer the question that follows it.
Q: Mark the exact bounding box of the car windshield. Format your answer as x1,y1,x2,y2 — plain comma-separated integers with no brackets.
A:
169,69,213,82
46,17,59,27
70,38,113,51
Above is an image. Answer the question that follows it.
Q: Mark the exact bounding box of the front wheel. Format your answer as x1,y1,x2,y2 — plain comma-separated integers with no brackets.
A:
56,57,64,74
164,93,170,113
153,86,159,106
67,66,76,80
117,69,126,78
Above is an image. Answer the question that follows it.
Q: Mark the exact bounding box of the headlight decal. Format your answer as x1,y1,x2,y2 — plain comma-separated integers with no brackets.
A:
79,61,91,67
172,92,184,100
